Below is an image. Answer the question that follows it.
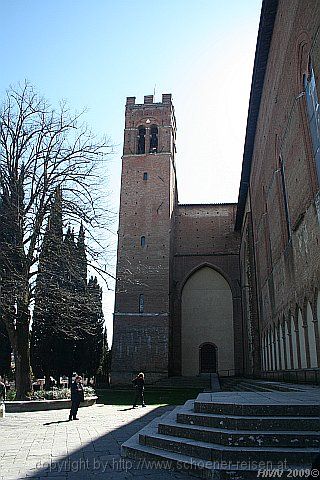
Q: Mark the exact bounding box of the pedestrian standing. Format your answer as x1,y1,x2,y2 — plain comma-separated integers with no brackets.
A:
0,377,6,402
132,372,146,408
69,375,84,421
0,376,6,419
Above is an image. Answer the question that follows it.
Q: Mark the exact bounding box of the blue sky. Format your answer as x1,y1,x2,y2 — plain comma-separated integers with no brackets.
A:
0,0,262,338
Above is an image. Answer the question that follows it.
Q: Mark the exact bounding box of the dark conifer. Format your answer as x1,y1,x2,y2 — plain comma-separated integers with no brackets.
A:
31,191,105,384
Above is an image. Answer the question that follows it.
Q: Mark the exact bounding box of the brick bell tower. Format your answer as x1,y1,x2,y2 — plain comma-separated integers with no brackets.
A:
111,94,177,384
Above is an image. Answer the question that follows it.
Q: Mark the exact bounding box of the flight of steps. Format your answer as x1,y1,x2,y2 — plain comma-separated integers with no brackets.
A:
122,391,320,479
153,375,211,390
220,377,302,393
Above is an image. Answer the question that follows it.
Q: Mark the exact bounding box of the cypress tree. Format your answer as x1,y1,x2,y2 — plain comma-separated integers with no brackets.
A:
74,276,104,380
31,187,64,380
31,192,106,384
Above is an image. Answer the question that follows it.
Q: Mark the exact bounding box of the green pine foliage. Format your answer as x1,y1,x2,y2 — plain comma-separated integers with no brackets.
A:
31,189,105,382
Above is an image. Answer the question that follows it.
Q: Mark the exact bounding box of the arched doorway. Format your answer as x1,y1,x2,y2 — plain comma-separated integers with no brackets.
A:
199,343,217,373
181,266,234,376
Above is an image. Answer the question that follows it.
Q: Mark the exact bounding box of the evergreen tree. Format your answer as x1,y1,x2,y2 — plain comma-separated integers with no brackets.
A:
97,327,111,386
31,192,106,384
74,276,104,379
31,187,65,380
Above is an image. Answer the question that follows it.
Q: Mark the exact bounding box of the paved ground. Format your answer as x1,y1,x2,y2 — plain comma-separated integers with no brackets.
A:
0,404,192,480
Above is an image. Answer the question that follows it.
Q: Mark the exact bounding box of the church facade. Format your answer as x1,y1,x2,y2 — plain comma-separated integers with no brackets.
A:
111,0,320,384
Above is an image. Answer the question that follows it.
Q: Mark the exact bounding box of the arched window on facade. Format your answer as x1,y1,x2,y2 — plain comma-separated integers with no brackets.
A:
276,322,283,370
279,321,286,370
291,315,299,369
306,302,317,368
261,334,266,370
285,319,291,369
298,309,307,368
270,327,275,370
264,333,268,370
149,125,158,153
266,329,271,370
304,59,320,183
137,126,146,154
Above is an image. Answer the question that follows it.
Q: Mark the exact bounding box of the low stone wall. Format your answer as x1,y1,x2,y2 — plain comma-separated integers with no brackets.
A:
5,396,97,413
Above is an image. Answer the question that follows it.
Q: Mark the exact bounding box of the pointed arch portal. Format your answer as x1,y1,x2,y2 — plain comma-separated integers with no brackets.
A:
181,266,234,376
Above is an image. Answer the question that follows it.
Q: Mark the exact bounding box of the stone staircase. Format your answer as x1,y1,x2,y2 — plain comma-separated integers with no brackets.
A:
153,375,211,390
220,377,303,393
122,390,320,479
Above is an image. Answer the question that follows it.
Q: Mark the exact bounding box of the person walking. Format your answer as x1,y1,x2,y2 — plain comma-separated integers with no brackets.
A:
69,376,84,421
132,372,146,407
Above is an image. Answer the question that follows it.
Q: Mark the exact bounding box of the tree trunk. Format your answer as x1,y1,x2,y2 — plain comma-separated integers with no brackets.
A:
15,300,32,400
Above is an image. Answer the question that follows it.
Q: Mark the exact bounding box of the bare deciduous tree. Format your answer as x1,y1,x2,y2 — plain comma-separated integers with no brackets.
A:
0,82,113,399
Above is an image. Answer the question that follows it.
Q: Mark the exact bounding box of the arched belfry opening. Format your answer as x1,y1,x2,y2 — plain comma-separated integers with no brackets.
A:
149,125,158,153
181,266,234,376
137,126,146,154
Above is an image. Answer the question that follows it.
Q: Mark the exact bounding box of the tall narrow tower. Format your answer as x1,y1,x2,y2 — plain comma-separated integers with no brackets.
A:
111,94,177,384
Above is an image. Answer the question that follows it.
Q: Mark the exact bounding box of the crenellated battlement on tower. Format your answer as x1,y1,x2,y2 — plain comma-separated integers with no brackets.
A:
126,93,172,106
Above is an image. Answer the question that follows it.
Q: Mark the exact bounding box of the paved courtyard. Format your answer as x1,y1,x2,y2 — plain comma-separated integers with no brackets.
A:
0,404,192,480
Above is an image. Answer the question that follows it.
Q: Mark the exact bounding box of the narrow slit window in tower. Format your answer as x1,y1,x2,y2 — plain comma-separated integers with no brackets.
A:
149,125,158,153
140,236,146,247
143,172,148,180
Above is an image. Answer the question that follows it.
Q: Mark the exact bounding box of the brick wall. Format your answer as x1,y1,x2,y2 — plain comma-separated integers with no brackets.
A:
170,204,242,376
239,0,320,374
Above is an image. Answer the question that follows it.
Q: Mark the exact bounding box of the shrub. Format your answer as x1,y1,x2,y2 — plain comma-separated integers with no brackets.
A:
33,386,96,400
5,386,96,401
6,389,16,401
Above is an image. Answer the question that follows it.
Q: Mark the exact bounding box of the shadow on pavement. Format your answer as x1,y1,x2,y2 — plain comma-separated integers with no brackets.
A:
43,419,71,425
25,404,180,479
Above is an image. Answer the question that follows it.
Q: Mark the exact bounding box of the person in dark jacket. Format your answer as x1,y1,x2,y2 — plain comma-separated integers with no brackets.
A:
132,372,146,407
0,377,6,402
69,376,84,421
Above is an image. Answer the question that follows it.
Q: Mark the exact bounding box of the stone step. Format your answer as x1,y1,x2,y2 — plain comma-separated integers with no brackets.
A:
221,379,279,390
122,414,311,479
153,376,210,389
177,405,320,432
140,429,317,465
122,430,255,479
194,392,320,416
158,416,320,448
229,381,285,392
220,378,303,393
